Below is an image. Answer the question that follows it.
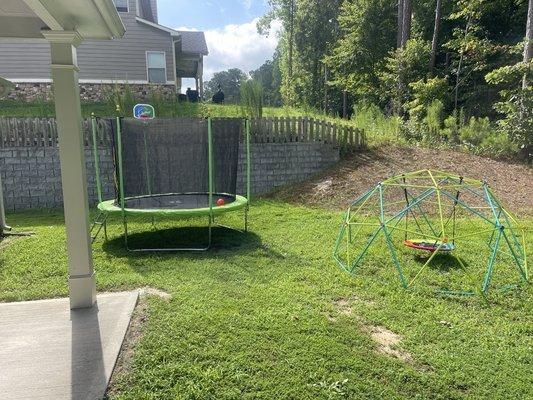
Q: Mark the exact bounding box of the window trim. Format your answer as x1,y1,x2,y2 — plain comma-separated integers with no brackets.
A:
113,0,129,13
146,51,167,84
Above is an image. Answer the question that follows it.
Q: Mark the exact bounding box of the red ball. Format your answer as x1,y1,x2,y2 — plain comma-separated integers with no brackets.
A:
216,198,225,206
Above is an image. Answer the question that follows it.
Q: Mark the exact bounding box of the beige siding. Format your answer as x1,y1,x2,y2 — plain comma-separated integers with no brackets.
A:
0,0,174,83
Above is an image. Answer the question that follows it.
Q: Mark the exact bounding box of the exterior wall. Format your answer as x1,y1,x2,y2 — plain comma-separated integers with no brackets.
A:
4,82,175,102
0,0,174,84
0,143,340,211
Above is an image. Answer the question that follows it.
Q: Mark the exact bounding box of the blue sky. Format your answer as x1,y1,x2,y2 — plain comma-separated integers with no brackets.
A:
157,0,268,31
156,1,281,84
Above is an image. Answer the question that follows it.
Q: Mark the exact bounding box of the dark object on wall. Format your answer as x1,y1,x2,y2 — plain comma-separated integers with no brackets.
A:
178,93,187,102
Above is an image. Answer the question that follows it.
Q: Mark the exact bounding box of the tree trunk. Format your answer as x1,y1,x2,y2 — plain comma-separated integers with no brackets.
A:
401,0,412,48
288,0,294,89
455,17,471,110
429,0,442,76
523,0,533,89
397,0,404,48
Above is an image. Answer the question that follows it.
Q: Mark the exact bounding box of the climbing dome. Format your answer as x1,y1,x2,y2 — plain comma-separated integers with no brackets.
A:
333,170,528,295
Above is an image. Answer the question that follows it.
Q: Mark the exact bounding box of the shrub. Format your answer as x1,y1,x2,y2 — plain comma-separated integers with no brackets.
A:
459,116,517,159
240,80,263,118
352,101,402,144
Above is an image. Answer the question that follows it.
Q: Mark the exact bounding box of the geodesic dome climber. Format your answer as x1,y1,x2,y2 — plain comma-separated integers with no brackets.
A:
333,170,529,295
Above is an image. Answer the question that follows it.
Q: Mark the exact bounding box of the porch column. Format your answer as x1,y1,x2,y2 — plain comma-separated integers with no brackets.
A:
198,56,204,99
43,31,96,309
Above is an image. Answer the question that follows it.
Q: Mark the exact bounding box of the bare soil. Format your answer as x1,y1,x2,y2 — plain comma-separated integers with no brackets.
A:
271,145,533,215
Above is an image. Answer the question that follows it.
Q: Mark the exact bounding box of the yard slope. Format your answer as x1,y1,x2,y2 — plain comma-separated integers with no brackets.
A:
272,145,533,215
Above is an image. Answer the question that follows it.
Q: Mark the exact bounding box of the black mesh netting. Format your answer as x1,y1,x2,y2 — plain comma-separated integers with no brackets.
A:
110,118,242,201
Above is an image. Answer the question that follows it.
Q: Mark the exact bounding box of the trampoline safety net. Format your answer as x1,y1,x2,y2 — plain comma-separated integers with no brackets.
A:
111,118,243,207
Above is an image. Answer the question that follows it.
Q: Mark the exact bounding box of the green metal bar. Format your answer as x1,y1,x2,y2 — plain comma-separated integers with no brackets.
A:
501,229,528,281
379,183,407,287
208,118,214,216
246,118,251,204
482,227,503,293
116,115,125,213
91,114,103,203
408,241,444,287
143,123,152,195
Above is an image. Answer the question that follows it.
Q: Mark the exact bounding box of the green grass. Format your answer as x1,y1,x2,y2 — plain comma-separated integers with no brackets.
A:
0,202,531,399
0,99,319,119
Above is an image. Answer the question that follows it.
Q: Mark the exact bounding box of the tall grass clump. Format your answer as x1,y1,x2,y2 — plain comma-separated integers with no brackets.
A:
351,101,402,145
240,80,263,118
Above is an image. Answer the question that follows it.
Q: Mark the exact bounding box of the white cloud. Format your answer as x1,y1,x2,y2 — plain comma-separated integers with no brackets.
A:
176,18,281,82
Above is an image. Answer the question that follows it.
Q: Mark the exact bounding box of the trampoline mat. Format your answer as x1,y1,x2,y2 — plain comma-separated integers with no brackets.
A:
120,193,236,210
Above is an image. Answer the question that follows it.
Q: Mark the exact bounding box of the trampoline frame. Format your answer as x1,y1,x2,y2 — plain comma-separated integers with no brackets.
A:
91,114,252,252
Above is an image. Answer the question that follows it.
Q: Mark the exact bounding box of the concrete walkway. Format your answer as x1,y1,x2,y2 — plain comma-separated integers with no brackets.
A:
0,291,138,400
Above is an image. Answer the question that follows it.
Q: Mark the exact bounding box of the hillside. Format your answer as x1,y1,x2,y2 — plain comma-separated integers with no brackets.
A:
271,145,533,216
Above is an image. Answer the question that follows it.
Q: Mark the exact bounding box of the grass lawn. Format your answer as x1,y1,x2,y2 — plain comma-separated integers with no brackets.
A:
0,201,531,399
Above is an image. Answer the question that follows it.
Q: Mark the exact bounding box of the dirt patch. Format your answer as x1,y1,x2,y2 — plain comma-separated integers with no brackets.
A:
271,145,533,215
363,325,413,364
105,297,149,397
328,296,375,322
139,286,171,300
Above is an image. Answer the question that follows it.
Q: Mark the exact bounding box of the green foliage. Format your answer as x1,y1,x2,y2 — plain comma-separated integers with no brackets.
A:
459,116,518,158
240,80,264,118
406,77,450,121
379,37,432,114
250,54,282,107
352,101,403,145
103,82,136,116
424,99,445,140
204,68,248,104
325,0,396,101
442,108,466,143
486,60,533,159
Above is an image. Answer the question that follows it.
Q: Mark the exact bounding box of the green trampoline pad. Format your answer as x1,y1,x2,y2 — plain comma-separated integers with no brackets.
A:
98,193,248,217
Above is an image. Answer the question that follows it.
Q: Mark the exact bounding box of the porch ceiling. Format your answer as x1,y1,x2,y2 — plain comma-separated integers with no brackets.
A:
0,0,125,40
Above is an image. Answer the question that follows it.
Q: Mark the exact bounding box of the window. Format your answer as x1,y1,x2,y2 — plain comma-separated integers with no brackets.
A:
146,52,167,84
113,0,128,12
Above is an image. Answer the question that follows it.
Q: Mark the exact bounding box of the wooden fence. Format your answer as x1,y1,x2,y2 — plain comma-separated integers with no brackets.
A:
0,116,365,149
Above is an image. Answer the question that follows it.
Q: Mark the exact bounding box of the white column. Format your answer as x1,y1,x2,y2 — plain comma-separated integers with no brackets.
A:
198,56,204,100
42,31,96,309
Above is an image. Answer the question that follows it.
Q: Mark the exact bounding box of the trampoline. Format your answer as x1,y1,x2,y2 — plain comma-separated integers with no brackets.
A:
97,193,248,217
91,110,251,251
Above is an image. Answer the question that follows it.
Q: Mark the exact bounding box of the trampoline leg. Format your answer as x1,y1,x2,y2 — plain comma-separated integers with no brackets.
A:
207,215,213,249
123,215,130,250
244,206,249,232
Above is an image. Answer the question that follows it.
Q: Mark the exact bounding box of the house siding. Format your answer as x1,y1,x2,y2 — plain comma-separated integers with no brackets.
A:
0,0,174,84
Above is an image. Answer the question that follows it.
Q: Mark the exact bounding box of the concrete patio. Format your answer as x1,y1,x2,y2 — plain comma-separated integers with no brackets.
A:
0,291,138,400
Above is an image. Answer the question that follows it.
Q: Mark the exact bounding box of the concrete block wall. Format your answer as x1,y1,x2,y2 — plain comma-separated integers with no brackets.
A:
0,142,339,211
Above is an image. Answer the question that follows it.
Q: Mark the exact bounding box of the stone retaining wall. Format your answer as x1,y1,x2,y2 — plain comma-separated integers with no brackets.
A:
0,142,339,211
6,82,176,102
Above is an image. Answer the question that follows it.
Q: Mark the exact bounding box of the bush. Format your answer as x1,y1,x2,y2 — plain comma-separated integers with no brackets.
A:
352,101,402,144
240,80,263,118
459,116,517,159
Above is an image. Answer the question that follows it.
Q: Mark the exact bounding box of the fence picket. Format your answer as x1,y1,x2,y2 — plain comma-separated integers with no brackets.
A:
0,116,365,149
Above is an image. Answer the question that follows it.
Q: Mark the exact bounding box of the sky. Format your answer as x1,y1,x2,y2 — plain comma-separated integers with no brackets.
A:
157,0,281,85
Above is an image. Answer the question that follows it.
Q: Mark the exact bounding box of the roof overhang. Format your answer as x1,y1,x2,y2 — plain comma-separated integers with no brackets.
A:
0,0,125,40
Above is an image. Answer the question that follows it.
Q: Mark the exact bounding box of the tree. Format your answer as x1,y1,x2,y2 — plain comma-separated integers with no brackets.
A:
401,0,412,47
258,0,297,104
524,0,533,88
397,0,404,48
250,53,283,106
204,69,248,104
429,0,443,76
325,0,397,103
